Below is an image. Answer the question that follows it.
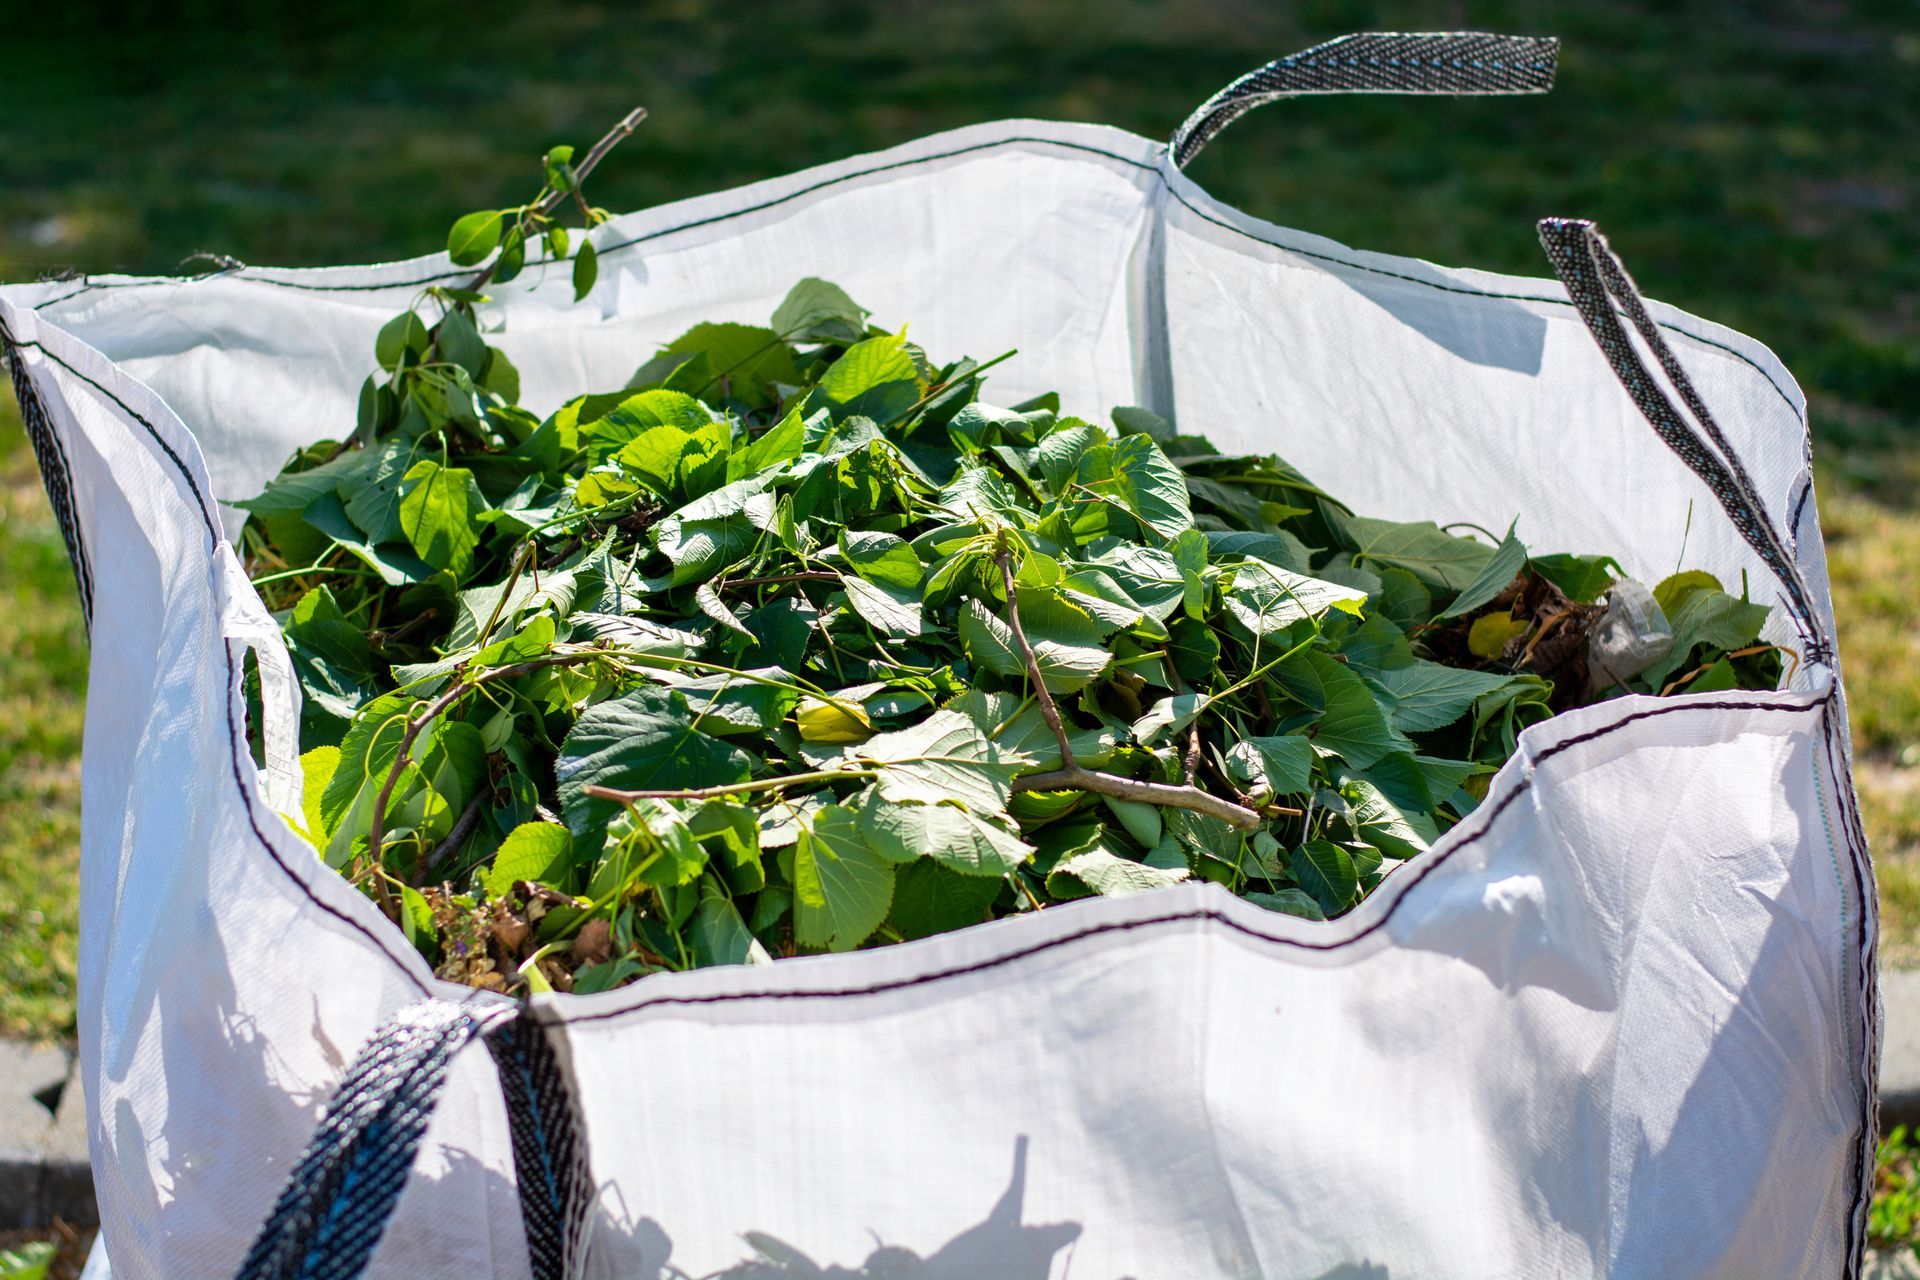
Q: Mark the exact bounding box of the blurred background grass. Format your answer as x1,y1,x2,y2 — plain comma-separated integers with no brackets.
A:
1,0,1916,1039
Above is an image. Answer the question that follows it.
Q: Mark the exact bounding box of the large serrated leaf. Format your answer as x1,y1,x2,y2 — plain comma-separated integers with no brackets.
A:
848,709,1031,813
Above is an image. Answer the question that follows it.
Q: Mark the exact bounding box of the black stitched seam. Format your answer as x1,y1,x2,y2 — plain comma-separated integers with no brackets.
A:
1792,476,1817,544
13,339,221,537
222,639,434,996
559,691,1833,1026
1819,710,1875,1280
31,137,1156,304
22,133,1805,429
19,332,434,991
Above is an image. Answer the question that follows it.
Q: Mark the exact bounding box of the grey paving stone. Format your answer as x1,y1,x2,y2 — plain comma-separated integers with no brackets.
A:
1883,968,1920,1131
0,1041,67,1151
0,1040,92,1229
1866,1247,1920,1279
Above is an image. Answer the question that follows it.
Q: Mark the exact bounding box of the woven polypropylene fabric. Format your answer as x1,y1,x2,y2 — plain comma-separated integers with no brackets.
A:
235,1001,489,1280
1171,32,1558,166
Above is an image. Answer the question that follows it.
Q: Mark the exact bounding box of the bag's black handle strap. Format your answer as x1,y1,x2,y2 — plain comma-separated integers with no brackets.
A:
1170,32,1559,169
1536,217,1833,666
0,317,95,632
235,999,595,1280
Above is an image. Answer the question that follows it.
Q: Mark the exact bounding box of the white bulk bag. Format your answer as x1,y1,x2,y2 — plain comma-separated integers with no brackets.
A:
0,33,1876,1280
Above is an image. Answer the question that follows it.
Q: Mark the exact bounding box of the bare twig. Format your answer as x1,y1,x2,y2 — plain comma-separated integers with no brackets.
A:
994,546,1260,833
583,767,872,806
996,550,1075,771
467,105,648,292
417,792,486,885
721,571,843,591
1012,768,1261,831
365,649,616,914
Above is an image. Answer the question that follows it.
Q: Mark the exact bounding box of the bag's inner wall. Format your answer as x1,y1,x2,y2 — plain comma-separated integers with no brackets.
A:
20,122,1826,659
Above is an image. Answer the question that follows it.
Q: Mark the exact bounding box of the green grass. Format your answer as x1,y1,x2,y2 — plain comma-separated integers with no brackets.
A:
0,397,85,1041
1,0,1917,1021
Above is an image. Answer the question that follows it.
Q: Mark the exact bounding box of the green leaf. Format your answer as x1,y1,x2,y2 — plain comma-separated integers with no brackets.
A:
400,884,437,957
1366,660,1520,733
945,689,1118,772
1048,835,1189,898
840,575,923,638
398,459,483,576
1531,552,1621,603
889,859,1004,940
819,332,920,421
1133,693,1210,747
572,238,598,302
296,746,338,841
958,595,1111,694
283,585,382,730
1229,734,1315,797
319,690,417,839
555,687,754,840
1107,434,1193,538
1653,569,1723,616
494,225,527,282
1290,838,1358,915
1685,657,1742,692
1438,524,1527,618
691,881,771,967
1111,404,1173,441
848,708,1032,814
1647,586,1772,687
543,144,577,192
839,530,923,591
771,277,868,344
340,436,417,545
436,306,489,378
1246,888,1325,921
1277,649,1412,769
663,322,798,403
484,822,572,897
695,581,755,639
1349,516,1496,592
734,407,807,480
447,210,505,266
652,514,756,586
375,309,431,372
857,791,1033,876
793,803,894,951
1343,771,1436,860
237,448,369,520
1223,562,1367,636
0,1239,55,1280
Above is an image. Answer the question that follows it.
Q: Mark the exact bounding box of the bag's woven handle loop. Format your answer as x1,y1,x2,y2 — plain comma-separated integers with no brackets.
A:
1536,217,1833,667
1170,32,1558,168
235,999,595,1280
0,314,95,631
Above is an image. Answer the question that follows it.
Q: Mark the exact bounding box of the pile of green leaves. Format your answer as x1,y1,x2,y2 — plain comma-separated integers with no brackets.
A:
240,159,1781,994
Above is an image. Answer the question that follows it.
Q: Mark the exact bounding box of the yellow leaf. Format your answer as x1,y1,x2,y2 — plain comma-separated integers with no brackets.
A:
796,698,871,743
1468,610,1530,660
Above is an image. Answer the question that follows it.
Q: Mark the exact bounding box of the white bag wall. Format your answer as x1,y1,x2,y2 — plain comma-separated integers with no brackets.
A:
0,114,1874,1279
